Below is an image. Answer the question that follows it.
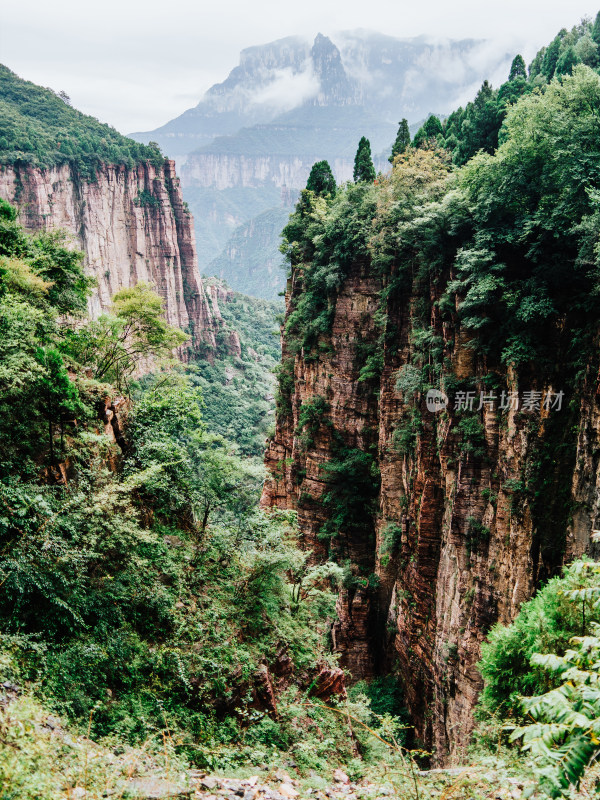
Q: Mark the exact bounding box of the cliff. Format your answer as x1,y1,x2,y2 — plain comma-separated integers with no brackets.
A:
181,153,358,191
0,159,223,355
261,69,600,764
262,221,594,764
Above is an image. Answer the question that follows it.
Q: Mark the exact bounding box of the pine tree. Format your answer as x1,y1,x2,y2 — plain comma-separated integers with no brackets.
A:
542,30,567,80
306,160,336,196
508,54,527,81
593,11,600,46
555,46,580,76
413,115,443,149
389,119,411,163
353,137,376,182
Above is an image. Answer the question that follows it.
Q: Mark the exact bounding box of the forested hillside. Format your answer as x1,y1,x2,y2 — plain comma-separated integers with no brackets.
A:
0,65,164,179
0,199,358,794
7,12,600,800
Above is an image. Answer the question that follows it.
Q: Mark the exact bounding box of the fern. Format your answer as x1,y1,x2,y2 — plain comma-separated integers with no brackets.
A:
510,621,600,796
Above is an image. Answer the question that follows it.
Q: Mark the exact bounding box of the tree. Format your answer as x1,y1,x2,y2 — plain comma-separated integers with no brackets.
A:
592,11,600,46
413,115,443,149
124,375,262,538
451,82,503,164
35,347,82,465
306,160,336,196
62,282,188,387
508,54,527,81
528,47,546,80
555,46,580,76
29,230,93,316
353,136,376,183
389,119,411,163
542,30,567,80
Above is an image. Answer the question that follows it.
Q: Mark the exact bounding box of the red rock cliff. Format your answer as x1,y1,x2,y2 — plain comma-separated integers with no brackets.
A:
261,211,600,765
0,159,223,355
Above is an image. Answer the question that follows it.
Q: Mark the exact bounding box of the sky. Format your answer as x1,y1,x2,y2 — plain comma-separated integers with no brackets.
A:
1,0,598,134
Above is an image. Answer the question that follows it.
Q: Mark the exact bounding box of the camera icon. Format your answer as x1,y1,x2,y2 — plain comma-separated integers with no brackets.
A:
426,389,448,413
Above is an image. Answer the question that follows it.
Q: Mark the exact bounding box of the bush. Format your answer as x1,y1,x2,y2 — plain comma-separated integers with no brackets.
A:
478,559,600,721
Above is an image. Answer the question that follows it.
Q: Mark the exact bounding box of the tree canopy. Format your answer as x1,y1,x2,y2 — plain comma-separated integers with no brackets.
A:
353,136,376,183
306,160,337,196
389,118,411,162
0,65,165,178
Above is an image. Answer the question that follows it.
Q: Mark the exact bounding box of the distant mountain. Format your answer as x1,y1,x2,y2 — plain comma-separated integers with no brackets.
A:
207,206,292,301
132,31,511,298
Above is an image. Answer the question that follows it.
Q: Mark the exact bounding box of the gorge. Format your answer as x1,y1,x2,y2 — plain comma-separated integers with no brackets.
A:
4,13,600,799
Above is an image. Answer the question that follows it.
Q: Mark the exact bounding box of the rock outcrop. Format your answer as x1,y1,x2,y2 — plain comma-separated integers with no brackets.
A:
262,258,599,764
0,159,224,356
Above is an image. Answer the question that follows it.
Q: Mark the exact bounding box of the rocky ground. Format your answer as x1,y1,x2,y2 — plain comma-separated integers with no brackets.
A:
4,684,600,800
124,766,533,800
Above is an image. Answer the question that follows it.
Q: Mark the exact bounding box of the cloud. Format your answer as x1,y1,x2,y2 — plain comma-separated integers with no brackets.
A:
247,63,320,109
2,0,598,131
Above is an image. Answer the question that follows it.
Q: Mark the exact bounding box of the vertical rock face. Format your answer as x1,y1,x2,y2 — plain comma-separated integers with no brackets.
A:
0,159,223,355
262,256,600,764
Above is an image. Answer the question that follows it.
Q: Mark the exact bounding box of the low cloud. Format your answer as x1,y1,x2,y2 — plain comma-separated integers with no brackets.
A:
247,62,320,109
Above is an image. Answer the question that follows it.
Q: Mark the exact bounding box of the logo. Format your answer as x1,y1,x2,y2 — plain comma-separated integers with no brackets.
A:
426,389,448,413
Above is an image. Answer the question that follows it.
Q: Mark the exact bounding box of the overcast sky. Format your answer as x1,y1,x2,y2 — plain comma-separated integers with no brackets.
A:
1,0,598,134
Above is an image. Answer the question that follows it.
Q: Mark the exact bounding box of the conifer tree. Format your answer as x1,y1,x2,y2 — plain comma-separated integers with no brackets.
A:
389,118,411,163
508,54,527,81
542,30,567,80
555,46,579,76
353,136,376,182
593,11,600,46
306,160,336,196
413,115,443,149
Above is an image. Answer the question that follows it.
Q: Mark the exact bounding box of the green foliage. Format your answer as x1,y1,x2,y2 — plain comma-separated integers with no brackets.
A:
413,115,443,149
125,374,262,533
0,203,350,774
0,66,164,178
282,182,377,355
441,19,600,167
389,119,411,162
353,136,376,183
62,281,188,388
392,409,422,456
503,562,600,796
296,395,330,450
134,189,161,208
188,285,281,456
0,204,96,475
306,160,336,196
275,355,295,418
478,560,600,722
319,443,380,547
379,523,403,560
509,55,527,81
456,414,486,458
437,66,600,381
509,628,600,797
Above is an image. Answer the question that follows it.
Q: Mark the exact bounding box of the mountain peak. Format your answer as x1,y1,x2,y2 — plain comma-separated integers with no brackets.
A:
310,33,357,106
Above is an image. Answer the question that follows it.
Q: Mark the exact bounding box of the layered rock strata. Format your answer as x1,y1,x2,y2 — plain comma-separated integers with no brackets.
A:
0,159,223,355
262,259,599,763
